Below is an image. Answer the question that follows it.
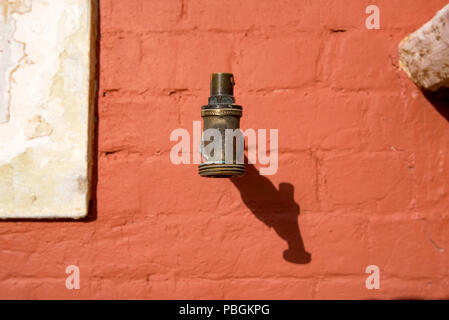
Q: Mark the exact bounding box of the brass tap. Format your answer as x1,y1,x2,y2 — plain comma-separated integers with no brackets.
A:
199,73,245,178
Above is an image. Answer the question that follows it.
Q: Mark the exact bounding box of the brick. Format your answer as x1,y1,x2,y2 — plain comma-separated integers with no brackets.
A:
239,89,367,151
221,278,316,299
361,94,414,152
233,34,321,90
101,33,144,90
313,276,379,300
322,152,413,212
319,0,367,30
99,99,180,155
186,0,320,32
101,0,183,33
305,213,371,275
97,156,141,215
102,33,234,92
367,219,447,279
320,30,400,90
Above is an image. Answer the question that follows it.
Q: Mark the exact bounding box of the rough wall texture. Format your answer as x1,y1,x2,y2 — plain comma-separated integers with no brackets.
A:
1,0,449,299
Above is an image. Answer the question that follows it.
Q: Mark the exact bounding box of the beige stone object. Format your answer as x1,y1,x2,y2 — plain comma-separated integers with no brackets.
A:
399,4,449,91
0,0,96,219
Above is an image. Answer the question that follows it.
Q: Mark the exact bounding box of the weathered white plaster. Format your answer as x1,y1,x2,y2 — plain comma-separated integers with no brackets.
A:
399,4,449,91
0,0,95,219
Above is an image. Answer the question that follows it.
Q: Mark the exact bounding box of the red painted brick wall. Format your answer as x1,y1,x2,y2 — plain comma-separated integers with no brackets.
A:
1,0,449,299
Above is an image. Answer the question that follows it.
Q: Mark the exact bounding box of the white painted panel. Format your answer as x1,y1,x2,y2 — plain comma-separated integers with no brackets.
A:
0,0,95,219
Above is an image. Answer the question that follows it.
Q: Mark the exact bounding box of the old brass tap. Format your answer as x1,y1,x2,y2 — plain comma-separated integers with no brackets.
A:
199,73,245,178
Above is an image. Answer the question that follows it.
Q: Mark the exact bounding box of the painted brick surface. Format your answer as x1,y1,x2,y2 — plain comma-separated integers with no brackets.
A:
1,0,449,299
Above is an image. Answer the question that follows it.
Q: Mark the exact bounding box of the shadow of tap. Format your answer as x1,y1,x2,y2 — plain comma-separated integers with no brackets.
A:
230,160,311,264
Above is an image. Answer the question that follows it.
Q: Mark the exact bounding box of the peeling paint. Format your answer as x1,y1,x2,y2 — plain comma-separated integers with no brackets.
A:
0,0,94,219
0,0,32,123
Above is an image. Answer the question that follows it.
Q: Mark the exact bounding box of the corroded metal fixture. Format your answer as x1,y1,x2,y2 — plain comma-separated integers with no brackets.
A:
199,73,245,178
